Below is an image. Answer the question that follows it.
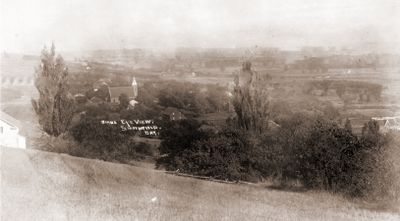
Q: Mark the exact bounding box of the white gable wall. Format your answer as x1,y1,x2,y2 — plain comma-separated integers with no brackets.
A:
0,120,26,149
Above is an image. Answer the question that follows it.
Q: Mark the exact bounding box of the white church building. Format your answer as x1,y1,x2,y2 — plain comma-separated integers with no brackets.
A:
0,111,26,149
108,77,138,105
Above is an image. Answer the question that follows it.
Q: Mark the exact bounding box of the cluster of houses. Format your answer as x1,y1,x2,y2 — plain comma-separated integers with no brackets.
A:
0,76,188,149
74,77,187,121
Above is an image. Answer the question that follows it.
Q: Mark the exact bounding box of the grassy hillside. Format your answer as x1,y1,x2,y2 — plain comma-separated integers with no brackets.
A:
1,147,399,221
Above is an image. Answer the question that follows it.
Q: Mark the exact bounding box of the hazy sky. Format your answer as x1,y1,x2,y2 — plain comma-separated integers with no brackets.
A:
1,0,399,54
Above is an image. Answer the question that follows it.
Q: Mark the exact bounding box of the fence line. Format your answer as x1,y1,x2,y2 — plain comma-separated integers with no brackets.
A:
164,170,257,186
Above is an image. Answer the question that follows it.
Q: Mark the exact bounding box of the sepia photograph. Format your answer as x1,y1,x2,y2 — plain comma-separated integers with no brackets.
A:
1,0,400,220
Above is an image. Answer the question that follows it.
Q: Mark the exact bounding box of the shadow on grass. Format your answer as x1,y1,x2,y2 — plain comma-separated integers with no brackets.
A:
356,198,400,214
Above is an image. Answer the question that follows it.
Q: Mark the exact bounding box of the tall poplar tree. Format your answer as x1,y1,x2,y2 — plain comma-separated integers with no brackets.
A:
32,43,74,136
232,61,270,134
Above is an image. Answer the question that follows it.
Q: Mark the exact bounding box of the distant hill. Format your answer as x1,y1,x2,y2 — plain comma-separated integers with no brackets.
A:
22,54,40,60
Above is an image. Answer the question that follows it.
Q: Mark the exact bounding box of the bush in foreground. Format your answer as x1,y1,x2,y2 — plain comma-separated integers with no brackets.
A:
67,103,156,163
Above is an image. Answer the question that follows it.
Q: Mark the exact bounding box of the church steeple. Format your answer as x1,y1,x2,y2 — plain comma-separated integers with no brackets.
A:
131,77,138,98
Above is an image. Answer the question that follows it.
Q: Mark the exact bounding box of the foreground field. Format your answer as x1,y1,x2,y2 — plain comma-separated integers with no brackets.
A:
1,147,399,221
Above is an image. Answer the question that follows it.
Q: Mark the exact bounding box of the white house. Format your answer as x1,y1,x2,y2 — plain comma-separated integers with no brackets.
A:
0,111,26,149
371,116,400,133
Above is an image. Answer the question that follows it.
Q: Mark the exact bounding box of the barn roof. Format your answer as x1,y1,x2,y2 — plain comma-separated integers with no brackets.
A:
109,86,134,99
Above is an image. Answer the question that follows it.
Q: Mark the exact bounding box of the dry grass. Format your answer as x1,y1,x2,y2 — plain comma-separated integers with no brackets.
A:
1,147,399,221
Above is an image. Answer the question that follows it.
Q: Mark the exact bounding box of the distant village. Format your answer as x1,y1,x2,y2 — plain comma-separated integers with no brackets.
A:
1,45,400,150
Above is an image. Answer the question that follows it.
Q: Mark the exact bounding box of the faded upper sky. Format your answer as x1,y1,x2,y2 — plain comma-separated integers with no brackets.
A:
1,0,400,54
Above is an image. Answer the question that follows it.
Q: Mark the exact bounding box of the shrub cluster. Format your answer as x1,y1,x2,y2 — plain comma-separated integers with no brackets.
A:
259,116,392,197
157,115,396,198
67,103,154,162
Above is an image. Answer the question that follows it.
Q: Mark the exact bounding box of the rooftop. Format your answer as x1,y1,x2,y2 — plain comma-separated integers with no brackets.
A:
0,111,22,129
109,86,135,99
